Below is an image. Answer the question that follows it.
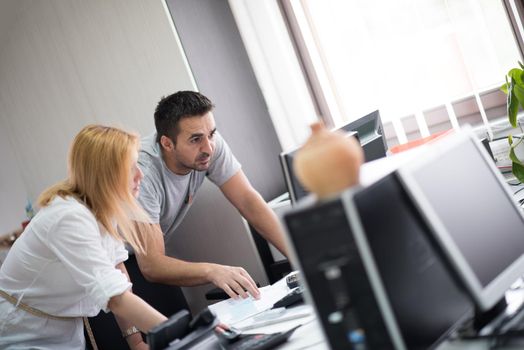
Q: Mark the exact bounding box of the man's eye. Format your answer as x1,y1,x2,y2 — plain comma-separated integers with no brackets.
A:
190,137,200,143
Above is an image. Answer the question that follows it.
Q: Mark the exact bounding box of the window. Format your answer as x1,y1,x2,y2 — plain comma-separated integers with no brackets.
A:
281,0,522,145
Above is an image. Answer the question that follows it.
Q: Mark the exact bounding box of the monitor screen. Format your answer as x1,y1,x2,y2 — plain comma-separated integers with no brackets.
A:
281,110,387,204
399,130,524,311
352,173,472,349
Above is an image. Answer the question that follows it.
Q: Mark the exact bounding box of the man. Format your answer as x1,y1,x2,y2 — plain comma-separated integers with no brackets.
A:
136,91,288,300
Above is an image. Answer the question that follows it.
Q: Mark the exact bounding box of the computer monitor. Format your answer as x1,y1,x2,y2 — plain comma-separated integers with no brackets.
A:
279,130,359,204
283,172,472,349
398,129,524,312
352,173,473,348
280,110,387,204
339,110,387,162
279,148,310,204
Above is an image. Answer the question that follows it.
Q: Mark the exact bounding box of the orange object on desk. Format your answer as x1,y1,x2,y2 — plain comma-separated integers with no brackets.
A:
388,129,453,154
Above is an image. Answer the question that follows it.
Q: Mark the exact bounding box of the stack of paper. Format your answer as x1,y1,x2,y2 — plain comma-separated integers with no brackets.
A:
208,279,290,325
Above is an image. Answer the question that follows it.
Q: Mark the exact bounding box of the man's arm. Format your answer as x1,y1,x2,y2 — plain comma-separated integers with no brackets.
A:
135,224,260,299
219,170,288,257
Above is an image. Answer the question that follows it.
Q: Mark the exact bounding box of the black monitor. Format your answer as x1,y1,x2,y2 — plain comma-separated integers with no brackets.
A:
352,173,473,348
280,110,387,204
339,110,387,162
279,131,359,204
279,148,310,204
283,172,472,349
398,129,524,313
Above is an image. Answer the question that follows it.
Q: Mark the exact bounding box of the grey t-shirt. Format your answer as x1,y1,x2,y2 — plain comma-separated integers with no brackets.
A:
137,132,241,240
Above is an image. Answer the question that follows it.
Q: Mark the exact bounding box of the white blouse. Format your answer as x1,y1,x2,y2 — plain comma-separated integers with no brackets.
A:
0,196,131,349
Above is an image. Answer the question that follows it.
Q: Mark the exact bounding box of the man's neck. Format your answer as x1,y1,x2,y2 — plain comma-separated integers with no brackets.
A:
160,148,191,176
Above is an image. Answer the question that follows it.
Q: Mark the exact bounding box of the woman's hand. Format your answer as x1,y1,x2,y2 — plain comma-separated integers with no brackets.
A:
126,332,149,350
129,340,149,350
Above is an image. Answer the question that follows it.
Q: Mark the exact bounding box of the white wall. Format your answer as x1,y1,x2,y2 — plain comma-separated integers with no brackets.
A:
0,0,268,314
0,124,26,234
0,0,195,215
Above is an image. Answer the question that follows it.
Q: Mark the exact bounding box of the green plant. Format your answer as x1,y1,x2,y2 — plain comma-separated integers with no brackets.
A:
501,62,524,182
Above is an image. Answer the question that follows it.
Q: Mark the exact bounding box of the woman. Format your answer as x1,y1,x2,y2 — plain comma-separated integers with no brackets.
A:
0,125,167,349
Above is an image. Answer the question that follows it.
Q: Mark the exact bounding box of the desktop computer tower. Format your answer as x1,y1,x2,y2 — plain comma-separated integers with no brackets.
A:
284,194,405,349
283,173,472,350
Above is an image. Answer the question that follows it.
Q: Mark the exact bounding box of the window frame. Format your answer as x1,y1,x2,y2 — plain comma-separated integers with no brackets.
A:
278,0,524,146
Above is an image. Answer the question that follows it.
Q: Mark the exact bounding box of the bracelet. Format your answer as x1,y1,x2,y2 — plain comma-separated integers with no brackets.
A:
122,326,140,338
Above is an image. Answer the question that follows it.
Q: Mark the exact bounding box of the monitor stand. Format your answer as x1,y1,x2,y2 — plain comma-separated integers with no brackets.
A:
453,296,524,342
473,298,508,332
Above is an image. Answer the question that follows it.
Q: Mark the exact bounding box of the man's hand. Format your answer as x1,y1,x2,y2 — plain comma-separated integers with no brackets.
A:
206,263,260,300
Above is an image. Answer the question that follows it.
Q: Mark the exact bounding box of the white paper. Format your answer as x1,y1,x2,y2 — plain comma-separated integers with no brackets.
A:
208,278,291,325
235,304,314,330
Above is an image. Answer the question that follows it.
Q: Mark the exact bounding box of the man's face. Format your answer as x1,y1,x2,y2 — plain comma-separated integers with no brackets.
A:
162,112,217,174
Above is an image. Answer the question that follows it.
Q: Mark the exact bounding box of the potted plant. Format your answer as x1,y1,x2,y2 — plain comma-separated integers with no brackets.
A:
501,62,524,181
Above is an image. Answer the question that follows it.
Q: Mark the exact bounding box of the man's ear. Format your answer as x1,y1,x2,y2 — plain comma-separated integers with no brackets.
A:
160,135,175,152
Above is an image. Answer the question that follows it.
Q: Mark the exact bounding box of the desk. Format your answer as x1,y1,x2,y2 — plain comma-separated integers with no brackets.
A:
207,275,326,349
167,279,524,349
161,275,325,349
169,159,524,350
208,289,524,350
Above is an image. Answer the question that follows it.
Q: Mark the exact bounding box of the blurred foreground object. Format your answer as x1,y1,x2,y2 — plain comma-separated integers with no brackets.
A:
294,122,363,199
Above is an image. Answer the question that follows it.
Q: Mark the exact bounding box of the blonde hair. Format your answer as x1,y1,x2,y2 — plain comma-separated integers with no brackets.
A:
39,124,153,254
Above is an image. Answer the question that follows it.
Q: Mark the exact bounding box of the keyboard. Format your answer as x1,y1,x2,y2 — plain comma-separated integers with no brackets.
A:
226,325,300,350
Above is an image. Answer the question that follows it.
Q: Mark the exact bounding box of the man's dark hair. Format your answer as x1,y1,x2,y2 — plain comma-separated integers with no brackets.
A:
154,91,214,143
